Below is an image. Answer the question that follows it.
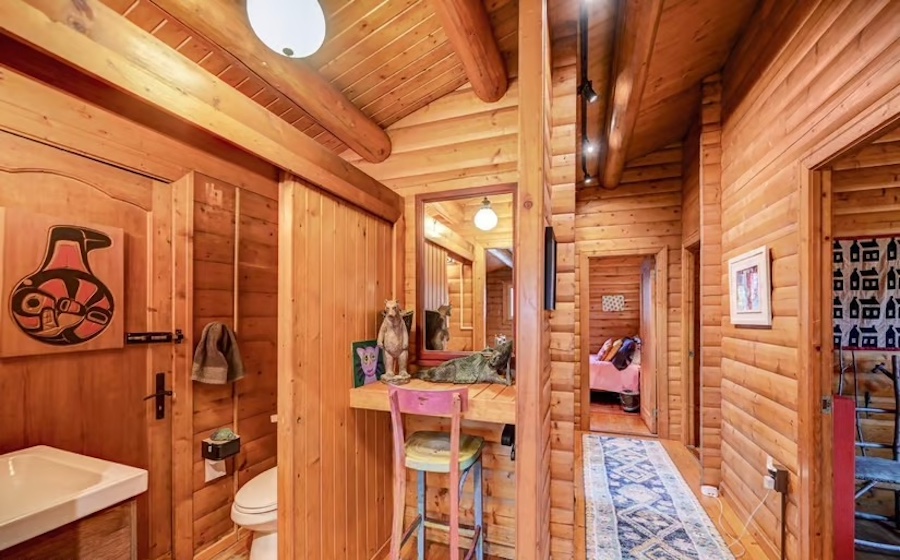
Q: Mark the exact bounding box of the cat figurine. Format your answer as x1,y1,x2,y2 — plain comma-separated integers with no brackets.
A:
356,346,380,384
418,340,514,385
494,334,508,347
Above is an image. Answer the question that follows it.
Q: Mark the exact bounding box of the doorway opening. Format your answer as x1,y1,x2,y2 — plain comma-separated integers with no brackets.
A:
682,242,702,457
579,247,669,437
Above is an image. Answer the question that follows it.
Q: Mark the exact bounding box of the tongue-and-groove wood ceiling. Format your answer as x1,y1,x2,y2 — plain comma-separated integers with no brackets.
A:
100,0,518,158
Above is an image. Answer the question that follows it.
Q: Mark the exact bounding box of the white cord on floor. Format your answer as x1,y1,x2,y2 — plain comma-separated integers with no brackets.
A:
713,489,772,559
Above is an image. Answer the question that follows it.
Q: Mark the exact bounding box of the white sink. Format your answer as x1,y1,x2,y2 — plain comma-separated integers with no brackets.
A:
0,445,148,551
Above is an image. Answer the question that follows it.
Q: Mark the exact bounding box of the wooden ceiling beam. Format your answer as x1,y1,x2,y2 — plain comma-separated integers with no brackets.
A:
0,0,402,221
599,0,663,188
150,0,392,164
431,0,508,103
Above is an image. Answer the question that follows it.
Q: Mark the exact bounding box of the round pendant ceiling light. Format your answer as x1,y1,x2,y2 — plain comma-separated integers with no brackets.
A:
473,198,499,231
246,0,327,58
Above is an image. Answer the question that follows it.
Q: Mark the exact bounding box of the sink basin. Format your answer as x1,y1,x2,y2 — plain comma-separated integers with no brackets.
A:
0,445,147,551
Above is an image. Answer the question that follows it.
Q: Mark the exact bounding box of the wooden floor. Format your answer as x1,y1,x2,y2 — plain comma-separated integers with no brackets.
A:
575,431,770,560
589,400,652,436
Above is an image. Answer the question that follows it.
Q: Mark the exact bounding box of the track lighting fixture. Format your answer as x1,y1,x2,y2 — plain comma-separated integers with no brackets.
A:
580,80,599,104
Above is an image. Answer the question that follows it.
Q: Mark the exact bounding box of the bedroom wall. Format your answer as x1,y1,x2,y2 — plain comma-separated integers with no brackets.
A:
718,1,900,557
588,256,645,351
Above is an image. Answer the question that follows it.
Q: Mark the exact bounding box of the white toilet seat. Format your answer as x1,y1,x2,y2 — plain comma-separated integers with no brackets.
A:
231,466,278,560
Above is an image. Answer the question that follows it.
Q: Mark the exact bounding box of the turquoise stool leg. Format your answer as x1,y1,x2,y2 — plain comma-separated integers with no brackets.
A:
418,470,426,560
475,458,484,560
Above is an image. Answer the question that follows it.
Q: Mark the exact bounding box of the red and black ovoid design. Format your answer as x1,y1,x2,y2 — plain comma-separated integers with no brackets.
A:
9,226,115,345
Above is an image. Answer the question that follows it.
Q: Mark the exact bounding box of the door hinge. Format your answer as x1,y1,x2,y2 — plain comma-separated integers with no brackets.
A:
126,330,184,345
822,395,833,415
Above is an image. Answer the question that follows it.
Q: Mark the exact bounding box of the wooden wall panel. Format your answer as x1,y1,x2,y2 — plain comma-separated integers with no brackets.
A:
698,75,725,488
190,174,278,555
587,256,645,351
830,123,900,518
423,241,449,311
278,176,394,560
486,268,515,342
447,260,474,351
682,120,701,246
575,145,685,442
343,82,521,558
718,2,900,557
547,1,580,555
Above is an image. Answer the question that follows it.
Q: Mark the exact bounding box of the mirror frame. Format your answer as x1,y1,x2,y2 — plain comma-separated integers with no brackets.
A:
415,184,516,366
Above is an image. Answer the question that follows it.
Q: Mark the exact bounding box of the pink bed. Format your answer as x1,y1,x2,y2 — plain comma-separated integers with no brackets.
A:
589,355,640,393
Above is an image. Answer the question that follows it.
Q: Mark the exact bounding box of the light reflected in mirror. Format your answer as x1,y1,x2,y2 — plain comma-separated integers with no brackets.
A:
419,193,514,360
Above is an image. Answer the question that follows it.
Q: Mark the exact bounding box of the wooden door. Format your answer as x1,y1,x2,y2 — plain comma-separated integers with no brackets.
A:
0,130,175,559
640,257,658,434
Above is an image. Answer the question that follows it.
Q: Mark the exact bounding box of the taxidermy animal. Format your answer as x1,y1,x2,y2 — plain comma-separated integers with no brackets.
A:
425,304,452,350
494,334,508,347
378,300,410,384
418,340,514,385
356,346,380,383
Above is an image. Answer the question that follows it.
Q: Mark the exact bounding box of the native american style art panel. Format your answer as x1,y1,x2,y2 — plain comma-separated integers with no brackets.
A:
833,237,900,351
0,208,124,358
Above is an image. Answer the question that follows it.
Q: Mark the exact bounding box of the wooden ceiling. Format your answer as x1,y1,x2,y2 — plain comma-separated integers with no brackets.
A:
586,0,759,186
100,0,518,158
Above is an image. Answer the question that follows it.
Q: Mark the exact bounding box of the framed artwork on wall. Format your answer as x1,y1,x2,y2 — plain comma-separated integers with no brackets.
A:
0,208,124,358
727,245,772,327
352,340,385,387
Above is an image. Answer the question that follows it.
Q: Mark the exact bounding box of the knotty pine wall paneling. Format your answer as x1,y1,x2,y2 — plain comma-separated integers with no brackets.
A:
829,123,900,519
547,1,580,555
343,83,521,558
698,75,725,489
278,175,394,560
682,120,701,247
587,256,645,351
718,2,900,557
190,173,278,555
575,144,685,442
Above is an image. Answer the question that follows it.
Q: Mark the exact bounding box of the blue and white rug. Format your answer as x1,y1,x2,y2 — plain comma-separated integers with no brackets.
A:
583,435,734,559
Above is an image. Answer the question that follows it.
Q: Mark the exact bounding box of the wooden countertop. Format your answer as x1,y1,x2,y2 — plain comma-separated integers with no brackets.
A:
349,379,516,424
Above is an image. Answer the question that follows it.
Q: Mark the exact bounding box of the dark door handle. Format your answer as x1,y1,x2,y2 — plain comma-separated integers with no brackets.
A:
144,372,174,420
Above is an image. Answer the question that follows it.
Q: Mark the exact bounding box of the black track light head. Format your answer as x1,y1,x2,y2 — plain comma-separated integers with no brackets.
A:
580,80,599,103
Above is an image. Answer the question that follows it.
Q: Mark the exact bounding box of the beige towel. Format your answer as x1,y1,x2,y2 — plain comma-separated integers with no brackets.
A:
192,322,244,384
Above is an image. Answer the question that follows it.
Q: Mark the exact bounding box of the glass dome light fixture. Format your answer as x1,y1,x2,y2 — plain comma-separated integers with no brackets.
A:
246,0,327,59
473,197,499,231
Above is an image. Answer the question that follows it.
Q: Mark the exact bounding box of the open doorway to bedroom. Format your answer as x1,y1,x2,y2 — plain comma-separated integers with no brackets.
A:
579,248,669,437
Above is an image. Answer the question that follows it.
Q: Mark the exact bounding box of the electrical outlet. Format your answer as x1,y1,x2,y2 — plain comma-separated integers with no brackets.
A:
701,485,719,498
766,454,775,471
763,473,775,490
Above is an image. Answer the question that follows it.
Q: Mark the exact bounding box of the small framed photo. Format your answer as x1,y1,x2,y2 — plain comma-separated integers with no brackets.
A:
728,245,772,327
352,340,384,387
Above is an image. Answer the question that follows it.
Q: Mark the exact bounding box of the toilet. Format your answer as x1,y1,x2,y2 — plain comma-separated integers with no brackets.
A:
231,466,278,560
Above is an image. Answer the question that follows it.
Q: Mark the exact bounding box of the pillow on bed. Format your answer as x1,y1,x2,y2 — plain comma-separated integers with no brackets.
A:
596,338,614,361
603,338,623,362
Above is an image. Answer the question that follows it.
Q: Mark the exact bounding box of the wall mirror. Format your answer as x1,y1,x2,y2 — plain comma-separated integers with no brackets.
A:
416,186,516,366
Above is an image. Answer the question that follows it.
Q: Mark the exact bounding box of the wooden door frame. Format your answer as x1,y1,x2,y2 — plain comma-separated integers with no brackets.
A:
171,172,195,560
799,111,900,560
578,247,670,438
680,243,700,449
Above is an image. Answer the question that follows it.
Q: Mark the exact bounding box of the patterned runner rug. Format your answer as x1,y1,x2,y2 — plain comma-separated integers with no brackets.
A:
583,435,734,559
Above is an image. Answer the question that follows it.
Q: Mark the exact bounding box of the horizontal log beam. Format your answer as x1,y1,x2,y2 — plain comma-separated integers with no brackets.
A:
1,0,402,222
151,0,392,163
600,0,663,188
432,0,508,103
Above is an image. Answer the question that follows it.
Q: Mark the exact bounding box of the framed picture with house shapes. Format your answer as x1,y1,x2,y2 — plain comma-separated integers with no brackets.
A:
728,245,773,327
